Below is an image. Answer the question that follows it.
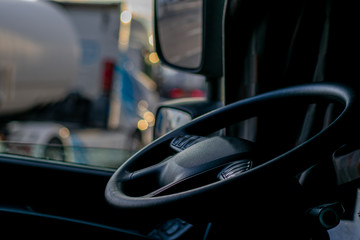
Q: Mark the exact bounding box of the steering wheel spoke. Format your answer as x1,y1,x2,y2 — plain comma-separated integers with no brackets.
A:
121,160,168,197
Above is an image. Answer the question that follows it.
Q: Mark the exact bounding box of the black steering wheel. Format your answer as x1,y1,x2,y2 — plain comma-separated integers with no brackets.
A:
105,83,357,219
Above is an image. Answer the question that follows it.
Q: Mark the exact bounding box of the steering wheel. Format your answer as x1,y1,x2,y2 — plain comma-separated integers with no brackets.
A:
105,83,357,219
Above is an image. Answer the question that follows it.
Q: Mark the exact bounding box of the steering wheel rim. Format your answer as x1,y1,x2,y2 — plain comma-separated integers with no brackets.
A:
105,82,357,215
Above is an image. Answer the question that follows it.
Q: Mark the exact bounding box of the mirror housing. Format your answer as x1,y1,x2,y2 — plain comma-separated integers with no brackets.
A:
154,0,224,78
153,98,222,139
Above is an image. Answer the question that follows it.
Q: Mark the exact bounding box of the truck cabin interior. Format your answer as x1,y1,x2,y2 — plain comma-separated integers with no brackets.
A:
0,0,360,239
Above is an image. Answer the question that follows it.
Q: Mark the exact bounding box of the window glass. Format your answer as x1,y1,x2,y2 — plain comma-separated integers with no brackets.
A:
0,0,205,169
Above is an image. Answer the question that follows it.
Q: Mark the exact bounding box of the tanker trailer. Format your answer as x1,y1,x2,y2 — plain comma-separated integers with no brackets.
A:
0,0,80,160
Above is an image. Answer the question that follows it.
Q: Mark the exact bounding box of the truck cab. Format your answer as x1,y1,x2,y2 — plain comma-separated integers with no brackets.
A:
1,0,360,239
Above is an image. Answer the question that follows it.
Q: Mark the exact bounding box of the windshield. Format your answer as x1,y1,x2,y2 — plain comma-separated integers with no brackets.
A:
0,0,205,169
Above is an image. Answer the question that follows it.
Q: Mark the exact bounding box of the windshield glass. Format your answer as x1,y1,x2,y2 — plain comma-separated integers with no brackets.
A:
0,0,205,169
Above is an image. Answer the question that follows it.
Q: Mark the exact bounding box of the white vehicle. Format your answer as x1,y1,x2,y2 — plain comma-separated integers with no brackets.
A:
0,0,125,164
0,0,79,160
0,0,159,166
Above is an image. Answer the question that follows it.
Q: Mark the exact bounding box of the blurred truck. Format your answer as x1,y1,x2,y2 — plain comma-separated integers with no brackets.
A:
0,0,153,164
0,0,80,160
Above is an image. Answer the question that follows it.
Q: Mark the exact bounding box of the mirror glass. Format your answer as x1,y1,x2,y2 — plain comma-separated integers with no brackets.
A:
156,0,202,69
154,107,192,139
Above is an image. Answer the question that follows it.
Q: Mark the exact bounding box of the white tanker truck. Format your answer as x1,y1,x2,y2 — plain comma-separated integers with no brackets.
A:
0,0,122,162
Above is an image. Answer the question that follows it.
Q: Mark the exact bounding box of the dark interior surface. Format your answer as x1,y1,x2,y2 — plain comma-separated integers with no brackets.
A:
0,156,150,238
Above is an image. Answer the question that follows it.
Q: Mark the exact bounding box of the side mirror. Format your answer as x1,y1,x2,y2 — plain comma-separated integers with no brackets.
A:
154,0,224,77
154,107,192,139
156,0,203,69
153,98,222,139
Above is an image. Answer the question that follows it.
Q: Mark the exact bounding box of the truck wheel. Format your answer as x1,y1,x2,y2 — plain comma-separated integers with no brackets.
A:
44,138,65,162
